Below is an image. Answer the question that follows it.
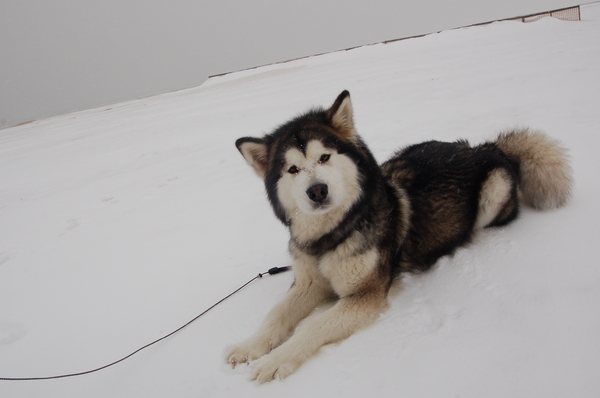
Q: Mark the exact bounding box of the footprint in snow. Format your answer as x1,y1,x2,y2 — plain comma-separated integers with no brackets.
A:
101,197,120,204
59,217,80,236
0,254,10,267
0,323,27,346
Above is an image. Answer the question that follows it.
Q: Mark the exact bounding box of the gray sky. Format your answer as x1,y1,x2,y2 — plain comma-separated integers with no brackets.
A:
0,0,578,129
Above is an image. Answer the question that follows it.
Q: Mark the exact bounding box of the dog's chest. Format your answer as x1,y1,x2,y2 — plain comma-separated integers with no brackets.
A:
318,244,380,297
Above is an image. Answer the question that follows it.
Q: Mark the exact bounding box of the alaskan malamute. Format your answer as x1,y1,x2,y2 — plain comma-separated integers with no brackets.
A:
227,90,572,382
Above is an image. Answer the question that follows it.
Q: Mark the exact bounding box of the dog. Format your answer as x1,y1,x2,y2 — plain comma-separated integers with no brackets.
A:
227,90,572,383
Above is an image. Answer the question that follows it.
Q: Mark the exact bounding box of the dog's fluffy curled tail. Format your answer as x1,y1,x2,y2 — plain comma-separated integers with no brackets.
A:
494,128,573,210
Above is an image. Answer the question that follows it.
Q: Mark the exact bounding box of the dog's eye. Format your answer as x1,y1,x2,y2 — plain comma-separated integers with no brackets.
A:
288,165,299,174
319,154,331,163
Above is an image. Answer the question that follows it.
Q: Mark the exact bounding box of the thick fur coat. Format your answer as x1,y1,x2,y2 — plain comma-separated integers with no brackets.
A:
227,91,572,382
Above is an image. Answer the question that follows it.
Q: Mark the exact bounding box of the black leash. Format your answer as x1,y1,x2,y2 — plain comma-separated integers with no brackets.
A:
0,266,291,381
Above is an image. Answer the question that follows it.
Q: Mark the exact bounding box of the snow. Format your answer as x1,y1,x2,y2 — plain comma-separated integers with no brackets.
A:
2,5,600,397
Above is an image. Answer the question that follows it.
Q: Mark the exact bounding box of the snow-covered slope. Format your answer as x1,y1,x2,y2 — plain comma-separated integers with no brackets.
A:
1,4,600,397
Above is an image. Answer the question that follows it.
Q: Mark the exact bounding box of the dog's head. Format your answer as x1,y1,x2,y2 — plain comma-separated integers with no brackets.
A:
236,91,378,225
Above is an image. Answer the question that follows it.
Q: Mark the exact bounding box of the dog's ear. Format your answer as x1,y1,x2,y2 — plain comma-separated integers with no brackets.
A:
235,137,269,179
326,90,357,141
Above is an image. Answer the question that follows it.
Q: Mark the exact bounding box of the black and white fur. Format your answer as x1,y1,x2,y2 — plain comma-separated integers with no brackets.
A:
227,91,572,383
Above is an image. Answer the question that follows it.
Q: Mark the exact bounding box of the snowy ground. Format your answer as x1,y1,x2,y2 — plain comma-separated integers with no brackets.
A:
1,4,600,397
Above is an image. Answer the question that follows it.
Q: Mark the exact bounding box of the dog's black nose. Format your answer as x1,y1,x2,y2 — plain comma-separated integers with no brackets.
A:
306,184,328,203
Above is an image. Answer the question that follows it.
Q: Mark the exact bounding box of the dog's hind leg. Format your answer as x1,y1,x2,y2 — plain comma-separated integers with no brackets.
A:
250,286,388,383
476,167,519,229
225,255,335,367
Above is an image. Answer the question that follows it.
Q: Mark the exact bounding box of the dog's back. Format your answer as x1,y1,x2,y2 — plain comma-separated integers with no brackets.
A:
382,128,572,272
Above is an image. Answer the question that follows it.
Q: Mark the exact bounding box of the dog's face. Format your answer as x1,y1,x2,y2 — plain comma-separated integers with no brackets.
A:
277,139,361,216
236,91,374,225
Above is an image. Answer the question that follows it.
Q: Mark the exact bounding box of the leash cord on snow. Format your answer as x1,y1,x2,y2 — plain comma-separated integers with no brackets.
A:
0,266,291,381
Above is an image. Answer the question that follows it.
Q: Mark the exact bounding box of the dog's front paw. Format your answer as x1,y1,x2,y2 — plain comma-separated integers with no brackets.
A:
250,352,300,383
225,338,273,368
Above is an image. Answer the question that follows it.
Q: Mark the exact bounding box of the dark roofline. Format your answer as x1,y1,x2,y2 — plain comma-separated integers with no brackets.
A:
208,3,583,80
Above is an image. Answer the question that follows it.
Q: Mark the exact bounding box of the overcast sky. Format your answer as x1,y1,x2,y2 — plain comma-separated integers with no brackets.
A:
0,0,578,129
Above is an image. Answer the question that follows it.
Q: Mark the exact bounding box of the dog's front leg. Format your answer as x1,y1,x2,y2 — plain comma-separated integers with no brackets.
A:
225,260,334,367
250,287,388,383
